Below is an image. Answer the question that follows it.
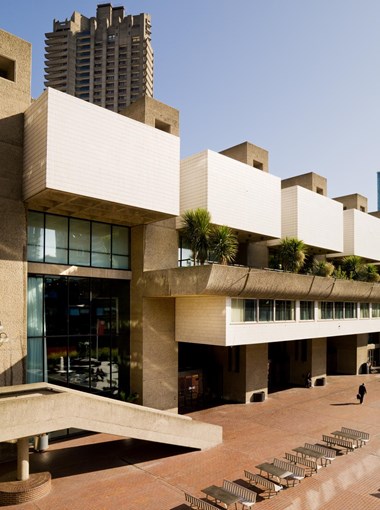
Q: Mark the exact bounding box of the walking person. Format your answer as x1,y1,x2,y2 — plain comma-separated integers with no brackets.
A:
358,382,367,404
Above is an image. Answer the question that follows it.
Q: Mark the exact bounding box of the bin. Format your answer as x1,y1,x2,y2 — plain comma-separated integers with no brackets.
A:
251,391,265,402
34,433,49,452
316,377,326,386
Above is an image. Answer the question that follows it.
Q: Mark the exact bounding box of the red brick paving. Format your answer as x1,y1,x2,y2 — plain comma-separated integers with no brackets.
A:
0,374,379,509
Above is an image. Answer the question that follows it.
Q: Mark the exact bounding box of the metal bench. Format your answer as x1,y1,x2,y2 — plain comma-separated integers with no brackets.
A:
244,470,282,498
184,492,218,510
222,480,256,509
304,443,336,466
284,452,320,476
322,434,356,454
272,458,305,486
341,427,370,446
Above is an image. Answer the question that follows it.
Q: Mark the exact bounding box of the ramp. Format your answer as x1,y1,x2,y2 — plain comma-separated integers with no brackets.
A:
0,383,222,450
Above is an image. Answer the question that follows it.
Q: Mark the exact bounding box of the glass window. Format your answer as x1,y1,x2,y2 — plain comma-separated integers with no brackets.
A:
69,218,91,266
275,300,295,321
27,211,44,261
259,300,274,322
372,303,380,318
92,222,111,268
344,302,357,319
300,301,314,321
335,302,344,319
319,302,334,320
244,300,257,322
45,215,68,263
231,299,244,322
178,237,193,267
360,303,370,319
112,225,129,269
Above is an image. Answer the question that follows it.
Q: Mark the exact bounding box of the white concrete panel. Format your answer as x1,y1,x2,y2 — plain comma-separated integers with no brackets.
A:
342,209,380,261
24,88,180,215
180,150,281,238
282,187,343,252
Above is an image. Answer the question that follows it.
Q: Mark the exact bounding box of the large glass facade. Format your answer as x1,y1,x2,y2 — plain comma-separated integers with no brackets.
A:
27,211,130,270
27,275,130,399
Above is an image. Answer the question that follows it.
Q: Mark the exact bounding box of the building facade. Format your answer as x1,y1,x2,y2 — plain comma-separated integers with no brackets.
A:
44,3,153,112
0,29,379,420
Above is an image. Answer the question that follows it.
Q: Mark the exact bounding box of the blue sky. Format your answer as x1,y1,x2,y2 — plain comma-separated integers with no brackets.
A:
2,1,380,209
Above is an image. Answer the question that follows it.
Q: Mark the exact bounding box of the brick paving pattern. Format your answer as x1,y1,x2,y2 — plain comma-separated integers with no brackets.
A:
0,374,379,509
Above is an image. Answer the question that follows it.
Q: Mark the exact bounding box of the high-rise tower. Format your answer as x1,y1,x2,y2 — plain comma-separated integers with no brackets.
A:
44,3,153,112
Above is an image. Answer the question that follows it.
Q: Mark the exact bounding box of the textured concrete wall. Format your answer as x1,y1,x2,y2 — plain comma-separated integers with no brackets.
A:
219,142,269,172
334,193,367,212
131,219,179,410
281,172,327,196
311,337,327,382
0,30,30,386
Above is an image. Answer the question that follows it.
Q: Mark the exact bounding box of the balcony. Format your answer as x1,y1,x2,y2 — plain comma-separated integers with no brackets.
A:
23,88,180,225
141,265,380,346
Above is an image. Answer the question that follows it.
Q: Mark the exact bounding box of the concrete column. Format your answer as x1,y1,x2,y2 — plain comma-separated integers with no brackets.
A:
244,343,268,402
131,219,179,411
310,337,327,384
17,437,29,481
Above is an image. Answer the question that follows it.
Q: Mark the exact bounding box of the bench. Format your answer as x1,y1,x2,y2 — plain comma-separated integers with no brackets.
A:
304,443,336,466
244,470,282,498
341,427,370,446
272,458,305,486
322,435,356,454
222,480,256,509
184,492,218,510
284,452,320,476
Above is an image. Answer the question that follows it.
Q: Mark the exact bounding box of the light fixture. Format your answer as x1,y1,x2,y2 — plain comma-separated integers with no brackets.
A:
0,322,9,345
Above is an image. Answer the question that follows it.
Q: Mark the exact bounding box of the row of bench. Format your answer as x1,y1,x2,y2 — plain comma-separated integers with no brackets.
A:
184,426,370,508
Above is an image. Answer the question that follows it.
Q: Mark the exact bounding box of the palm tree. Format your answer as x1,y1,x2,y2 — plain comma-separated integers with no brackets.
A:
312,259,335,277
278,237,306,273
340,255,363,280
358,263,380,283
181,208,212,265
210,225,238,265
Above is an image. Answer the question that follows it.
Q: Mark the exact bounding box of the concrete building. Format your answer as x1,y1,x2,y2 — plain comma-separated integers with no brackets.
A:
44,3,153,112
1,27,380,430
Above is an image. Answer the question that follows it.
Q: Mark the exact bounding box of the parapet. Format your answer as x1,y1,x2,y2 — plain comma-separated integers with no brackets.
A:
281,172,327,196
219,141,269,172
121,96,179,136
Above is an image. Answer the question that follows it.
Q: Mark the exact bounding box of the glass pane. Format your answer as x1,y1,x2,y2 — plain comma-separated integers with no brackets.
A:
92,222,111,268
244,300,257,322
112,254,129,269
27,276,44,337
335,302,344,319
178,237,193,267
320,302,333,319
45,215,68,264
259,300,273,322
275,300,294,321
27,211,44,262
27,338,44,383
69,278,90,335
45,277,68,336
46,336,68,386
112,226,129,255
360,303,369,319
344,302,357,319
372,303,380,318
69,218,91,266
300,301,314,321
231,299,244,322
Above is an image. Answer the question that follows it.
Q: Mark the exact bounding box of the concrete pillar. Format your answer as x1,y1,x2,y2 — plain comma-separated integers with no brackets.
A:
244,343,268,402
327,334,368,375
131,219,179,411
310,337,327,384
17,437,29,481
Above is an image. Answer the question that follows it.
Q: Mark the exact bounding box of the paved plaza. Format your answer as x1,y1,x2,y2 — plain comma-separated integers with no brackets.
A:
0,374,379,509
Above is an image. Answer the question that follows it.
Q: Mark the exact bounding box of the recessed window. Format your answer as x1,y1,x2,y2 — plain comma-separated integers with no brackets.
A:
316,187,324,195
155,119,171,133
0,55,15,82
252,160,263,170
